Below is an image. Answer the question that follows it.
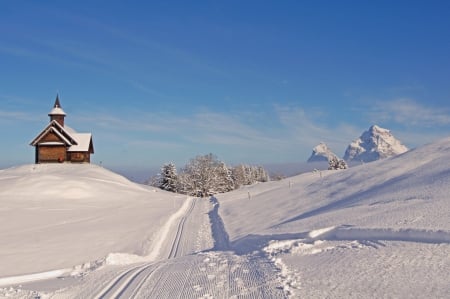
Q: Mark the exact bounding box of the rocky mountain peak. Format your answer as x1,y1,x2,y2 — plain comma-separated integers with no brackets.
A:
307,142,339,162
344,125,408,162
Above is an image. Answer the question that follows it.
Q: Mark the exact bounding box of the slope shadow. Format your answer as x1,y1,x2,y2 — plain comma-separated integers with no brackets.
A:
208,196,231,251
207,196,308,255
274,173,413,228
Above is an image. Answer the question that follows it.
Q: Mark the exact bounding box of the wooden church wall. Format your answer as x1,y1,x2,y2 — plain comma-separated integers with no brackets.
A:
38,145,66,163
68,152,90,163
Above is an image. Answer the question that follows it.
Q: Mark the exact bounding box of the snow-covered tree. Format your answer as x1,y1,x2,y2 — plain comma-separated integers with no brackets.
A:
254,166,269,182
231,164,246,188
328,157,348,170
214,162,235,193
182,153,222,197
155,154,271,196
176,171,192,195
159,162,178,192
232,164,270,188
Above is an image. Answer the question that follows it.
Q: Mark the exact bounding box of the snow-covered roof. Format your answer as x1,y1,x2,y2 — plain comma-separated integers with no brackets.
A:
48,106,66,116
30,120,93,153
29,121,76,146
64,125,77,134
67,133,93,152
39,141,65,146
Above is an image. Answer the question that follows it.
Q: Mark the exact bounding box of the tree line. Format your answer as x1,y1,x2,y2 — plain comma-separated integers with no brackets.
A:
150,153,269,197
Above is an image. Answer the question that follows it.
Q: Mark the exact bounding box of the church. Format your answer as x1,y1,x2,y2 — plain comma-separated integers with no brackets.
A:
30,95,94,163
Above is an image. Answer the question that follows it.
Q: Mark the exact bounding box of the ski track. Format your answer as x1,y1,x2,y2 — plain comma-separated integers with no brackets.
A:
27,197,450,298
4,198,450,299
168,197,198,259
92,263,160,299
128,252,285,298
30,195,286,299
90,198,199,299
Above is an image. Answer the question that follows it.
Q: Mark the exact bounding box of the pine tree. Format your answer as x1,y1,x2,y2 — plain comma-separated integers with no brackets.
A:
255,166,269,182
328,157,348,170
159,162,178,192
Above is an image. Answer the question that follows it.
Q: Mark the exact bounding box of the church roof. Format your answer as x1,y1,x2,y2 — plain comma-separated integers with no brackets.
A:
31,96,94,156
30,120,94,153
67,133,94,153
30,120,76,146
48,94,66,116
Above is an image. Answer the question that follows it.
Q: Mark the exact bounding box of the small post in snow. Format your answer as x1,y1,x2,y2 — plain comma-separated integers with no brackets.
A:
248,191,251,200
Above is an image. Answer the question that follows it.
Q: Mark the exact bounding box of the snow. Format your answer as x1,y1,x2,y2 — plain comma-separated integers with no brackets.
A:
30,120,92,152
344,124,408,162
1,136,450,298
66,133,92,152
218,136,450,297
307,142,338,162
48,107,66,116
0,164,185,279
30,124,74,146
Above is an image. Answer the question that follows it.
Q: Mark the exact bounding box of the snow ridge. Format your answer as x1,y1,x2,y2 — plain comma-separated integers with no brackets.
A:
343,124,408,162
308,226,450,244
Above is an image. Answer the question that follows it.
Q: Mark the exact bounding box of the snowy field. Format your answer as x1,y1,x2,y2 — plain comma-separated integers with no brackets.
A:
0,164,186,279
218,137,450,297
1,137,450,298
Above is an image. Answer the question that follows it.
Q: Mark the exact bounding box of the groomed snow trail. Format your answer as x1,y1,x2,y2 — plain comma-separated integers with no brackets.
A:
120,251,284,298
167,197,199,258
80,197,205,299
39,196,285,299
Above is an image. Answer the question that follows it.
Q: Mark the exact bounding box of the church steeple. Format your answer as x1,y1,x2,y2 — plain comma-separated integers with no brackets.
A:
54,94,62,109
48,94,66,126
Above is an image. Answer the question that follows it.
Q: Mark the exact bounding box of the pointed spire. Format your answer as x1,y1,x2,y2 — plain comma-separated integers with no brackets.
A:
54,94,62,108
48,94,66,126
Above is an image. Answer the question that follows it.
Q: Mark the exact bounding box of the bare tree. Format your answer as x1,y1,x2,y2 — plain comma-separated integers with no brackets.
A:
183,153,221,197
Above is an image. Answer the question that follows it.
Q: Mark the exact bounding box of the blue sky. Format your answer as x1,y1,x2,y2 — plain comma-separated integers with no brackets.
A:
1,1,450,179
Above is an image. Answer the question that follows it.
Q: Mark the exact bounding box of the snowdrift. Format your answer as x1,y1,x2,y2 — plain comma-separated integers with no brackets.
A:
0,164,184,278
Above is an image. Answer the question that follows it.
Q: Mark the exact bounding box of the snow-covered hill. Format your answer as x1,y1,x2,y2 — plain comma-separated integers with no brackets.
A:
306,142,338,162
218,137,450,297
0,164,185,278
1,137,450,298
343,124,408,162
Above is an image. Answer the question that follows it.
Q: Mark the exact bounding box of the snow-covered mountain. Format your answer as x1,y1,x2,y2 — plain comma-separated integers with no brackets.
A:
343,124,408,162
307,142,338,162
